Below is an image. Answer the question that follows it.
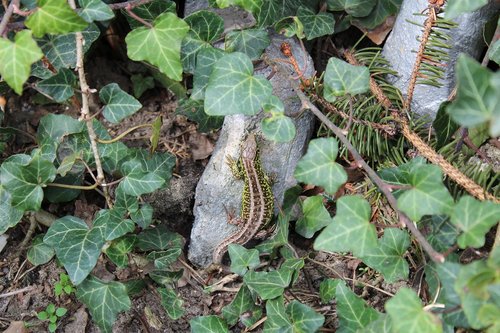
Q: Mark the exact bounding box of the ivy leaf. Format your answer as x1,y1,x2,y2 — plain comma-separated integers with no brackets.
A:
386,288,442,333
130,203,153,228
119,160,165,196
126,12,189,81
147,248,182,269
222,285,262,327
78,0,114,23
123,0,176,29
225,28,270,60
357,314,393,333
488,39,500,65
261,96,296,143
287,300,325,332
379,158,454,221
319,278,339,304
105,235,136,268
149,270,183,286
76,276,131,333
274,16,305,39
361,228,410,283
424,215,459,252
36,68,76,102
176,98,223,133
100,83,142,124
190,316,229,333
0,31,43,94
297,6,335,40
335,281,380,333
25,0,88,37
255,0,303,28
0,152,57,211
228,244,260,276
93,209,135,241
37,114,84,142
450,196,500,249
444,0,488,19
256,212,290,253
264,295,293,330
181,10,224,73
296,195,332,239
0,186,24,233
354,0,402,30
44,216,105,285
136,224,183,251
159,287,185,320
243,267,293,300
204,52,272,116
27,234,55,265
131,74,155,98
36,23,100,70
327,0,377,17
323,57,370,102
432,102,459,149
446,55,500,137
191,47,224,100
294,137,347,195
314,195,377,257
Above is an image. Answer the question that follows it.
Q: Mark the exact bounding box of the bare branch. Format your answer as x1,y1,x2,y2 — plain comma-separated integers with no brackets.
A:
0,0,20,37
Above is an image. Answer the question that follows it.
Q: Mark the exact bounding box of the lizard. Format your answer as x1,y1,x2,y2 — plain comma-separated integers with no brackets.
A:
211,133,274,265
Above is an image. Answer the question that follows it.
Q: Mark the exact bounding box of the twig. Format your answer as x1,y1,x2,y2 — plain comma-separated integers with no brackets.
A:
0,286,35,298
108,0,153,10
294,86,445,263
0,0,20,37
14,213,37,258
68,0,113,208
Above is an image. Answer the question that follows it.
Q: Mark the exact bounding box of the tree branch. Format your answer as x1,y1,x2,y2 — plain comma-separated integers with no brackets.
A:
0,0,20,37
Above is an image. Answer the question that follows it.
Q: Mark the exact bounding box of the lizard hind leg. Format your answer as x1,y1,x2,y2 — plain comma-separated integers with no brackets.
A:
225,155,244,179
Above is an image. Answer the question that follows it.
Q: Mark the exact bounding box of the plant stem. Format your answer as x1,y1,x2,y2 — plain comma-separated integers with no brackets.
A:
125,4,153,28
0,0,20,37
96,123,152,144
108,0,154,10
294,86,445,264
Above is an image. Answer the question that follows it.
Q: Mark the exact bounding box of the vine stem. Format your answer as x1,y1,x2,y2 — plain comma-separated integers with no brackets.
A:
293,86,445,264
0,0,20,37
68,0,113,208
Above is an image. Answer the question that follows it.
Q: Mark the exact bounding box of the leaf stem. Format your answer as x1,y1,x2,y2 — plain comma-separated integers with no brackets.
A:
293,86,445,264
47,182,98,190
96,123,152,144
125,3,153,28
108,0,154,10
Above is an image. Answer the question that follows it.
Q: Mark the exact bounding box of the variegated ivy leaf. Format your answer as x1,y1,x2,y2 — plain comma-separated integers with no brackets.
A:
327,0,377,17
294,137,347,195
25,0,88,37
336,281,380,333
181,10,224,73
204,52,273,115
78,0,114,23
36,68,76,102
225,28,270,60
44,216,105,285
323,57,370,102
104,235,136,268
314,195,377,257
386,288,442,333
0,30,43,94
190,316,229,333
296,6,335,40
0,152,56,211
126,12,189,81
450,196,500,249
222,285,262,327
100,83,142,124
76,276,131,333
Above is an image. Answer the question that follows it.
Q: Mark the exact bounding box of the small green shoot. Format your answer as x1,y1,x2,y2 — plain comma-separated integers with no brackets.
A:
37,303,67,332
54,273,76,296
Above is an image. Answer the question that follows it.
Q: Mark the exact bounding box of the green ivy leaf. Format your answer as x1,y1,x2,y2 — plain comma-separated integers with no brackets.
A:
444,0,488,19
361,228,410,283
37,114,84,142
98,141,130,175
488,39,500,65
25,0,88,37
123,0,176,29
36,23,100,70
433,102,459,149
0,152,57,211
319,278,339,304
130,203,153,228
379,158,454,221
386,288,442,333
126,12,189,81
222,285,261,327
78,0,114,23
450,196,500,249
181,10,224,73
256,212,290,253
119,160,165,196
425,215,459,253
159,287,185,320
314,196,377,257
93,209,135,241
261,96,296,142
354,0,402,30
149,270,183,286
327,0,377,17
105,235,136,268
227,244,260,276
27,234,55,265
294,137,347,195
36,68,76,102
176,98,223,133
204,52,273,115
100,83,142,124
191,47,225,100
287,300,325,332
214,0,262,12
190,316,229,333
323,57,370,102
297,6,335,40
446,55,500,137
335,281,380,332
0,186,24,233
0,31,43,94
131,74,155,98
128,149,176,183
296,196,332,238
76,276,131,333
136,224,183,251
244,267,293,300
274,16,305,39
44,216,105,284
147,248,182,269
357,314,393,333
264,295,293,330
255,0,304,28
225,28,270,60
